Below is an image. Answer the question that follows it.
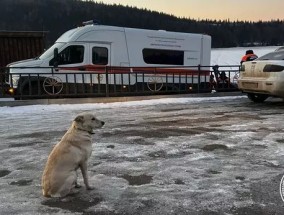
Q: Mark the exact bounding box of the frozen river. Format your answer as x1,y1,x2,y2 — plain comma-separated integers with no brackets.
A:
1,95,284,214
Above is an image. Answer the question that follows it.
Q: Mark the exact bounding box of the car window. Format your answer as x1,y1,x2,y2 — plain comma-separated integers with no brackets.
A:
257,50,284,60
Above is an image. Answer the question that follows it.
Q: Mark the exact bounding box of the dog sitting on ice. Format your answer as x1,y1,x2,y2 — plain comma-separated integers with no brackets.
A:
42,112,105,197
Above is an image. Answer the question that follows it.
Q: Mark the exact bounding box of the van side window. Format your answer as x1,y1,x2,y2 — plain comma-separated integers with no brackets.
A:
92,47,108,65
49,45,84,66
143,49,184,65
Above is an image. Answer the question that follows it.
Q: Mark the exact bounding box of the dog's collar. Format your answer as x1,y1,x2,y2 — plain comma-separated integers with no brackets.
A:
76,127,95,135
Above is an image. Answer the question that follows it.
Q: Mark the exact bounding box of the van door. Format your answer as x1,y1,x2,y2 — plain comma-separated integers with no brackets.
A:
51,43,86,71
43,43,88,94
48,43,87,85
89,44,111,85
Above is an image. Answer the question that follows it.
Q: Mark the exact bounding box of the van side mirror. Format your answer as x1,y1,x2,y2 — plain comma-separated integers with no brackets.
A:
53,48,59,67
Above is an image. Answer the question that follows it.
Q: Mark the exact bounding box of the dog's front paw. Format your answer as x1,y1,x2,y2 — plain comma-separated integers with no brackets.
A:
86,186,94,190
75,182,81,188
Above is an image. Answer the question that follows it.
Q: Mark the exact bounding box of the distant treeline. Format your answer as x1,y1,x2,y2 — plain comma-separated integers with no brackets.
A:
1,0,284,48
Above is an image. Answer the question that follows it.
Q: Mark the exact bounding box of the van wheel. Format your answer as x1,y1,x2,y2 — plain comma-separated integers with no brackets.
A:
19,82,42,99
247,93,268,103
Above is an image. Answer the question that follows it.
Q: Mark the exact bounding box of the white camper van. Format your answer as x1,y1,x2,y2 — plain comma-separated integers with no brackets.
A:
7,21,211,97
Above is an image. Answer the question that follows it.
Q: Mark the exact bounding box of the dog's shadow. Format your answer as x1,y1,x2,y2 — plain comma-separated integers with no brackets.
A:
41,188,103,213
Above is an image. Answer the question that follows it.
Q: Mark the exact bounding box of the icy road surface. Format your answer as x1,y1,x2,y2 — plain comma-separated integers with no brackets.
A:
1,96,284,215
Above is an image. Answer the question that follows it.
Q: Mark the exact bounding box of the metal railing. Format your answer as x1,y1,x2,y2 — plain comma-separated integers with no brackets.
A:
0,65,240,99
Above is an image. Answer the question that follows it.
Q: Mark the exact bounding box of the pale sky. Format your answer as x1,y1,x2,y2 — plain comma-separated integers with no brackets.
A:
94,0,284,22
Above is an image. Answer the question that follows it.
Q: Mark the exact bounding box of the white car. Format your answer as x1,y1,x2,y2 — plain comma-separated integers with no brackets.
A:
238,49,284,102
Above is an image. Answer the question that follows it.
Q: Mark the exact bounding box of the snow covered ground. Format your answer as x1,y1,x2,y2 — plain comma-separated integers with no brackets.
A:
1,96,284,214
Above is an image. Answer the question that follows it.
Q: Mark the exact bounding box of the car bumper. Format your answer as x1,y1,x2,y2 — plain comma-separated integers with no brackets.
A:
238,78,284,97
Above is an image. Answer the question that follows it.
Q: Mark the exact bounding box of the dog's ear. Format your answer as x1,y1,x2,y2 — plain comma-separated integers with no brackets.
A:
74,115,84,123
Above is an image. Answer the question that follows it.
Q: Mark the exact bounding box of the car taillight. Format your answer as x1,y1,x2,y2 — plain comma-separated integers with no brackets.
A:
263,64,284,72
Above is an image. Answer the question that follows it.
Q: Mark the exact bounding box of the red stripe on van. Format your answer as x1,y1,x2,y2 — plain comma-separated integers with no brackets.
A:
57,65,210,76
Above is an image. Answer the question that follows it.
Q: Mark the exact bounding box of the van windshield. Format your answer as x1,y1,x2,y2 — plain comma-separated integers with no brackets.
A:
39,43,66,60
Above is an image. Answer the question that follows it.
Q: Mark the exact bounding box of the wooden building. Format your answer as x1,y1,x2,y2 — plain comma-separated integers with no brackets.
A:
0,31,46,67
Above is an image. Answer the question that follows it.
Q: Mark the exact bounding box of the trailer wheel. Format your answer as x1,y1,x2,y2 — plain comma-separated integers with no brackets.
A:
147,76,163,92
43,76,63,95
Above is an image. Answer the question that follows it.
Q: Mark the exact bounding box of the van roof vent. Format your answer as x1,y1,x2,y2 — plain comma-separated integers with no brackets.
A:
82,19,101,26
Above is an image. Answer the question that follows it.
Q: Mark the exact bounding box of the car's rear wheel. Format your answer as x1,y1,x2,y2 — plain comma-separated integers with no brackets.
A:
247,93,268,103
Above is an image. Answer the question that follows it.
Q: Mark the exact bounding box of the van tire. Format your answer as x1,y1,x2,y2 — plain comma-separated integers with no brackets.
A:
20,81,44,99
17,77,46,99
247,93,268,103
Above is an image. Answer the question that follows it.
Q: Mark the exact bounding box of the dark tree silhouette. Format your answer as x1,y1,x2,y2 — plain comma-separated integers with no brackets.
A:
0,0,283,48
